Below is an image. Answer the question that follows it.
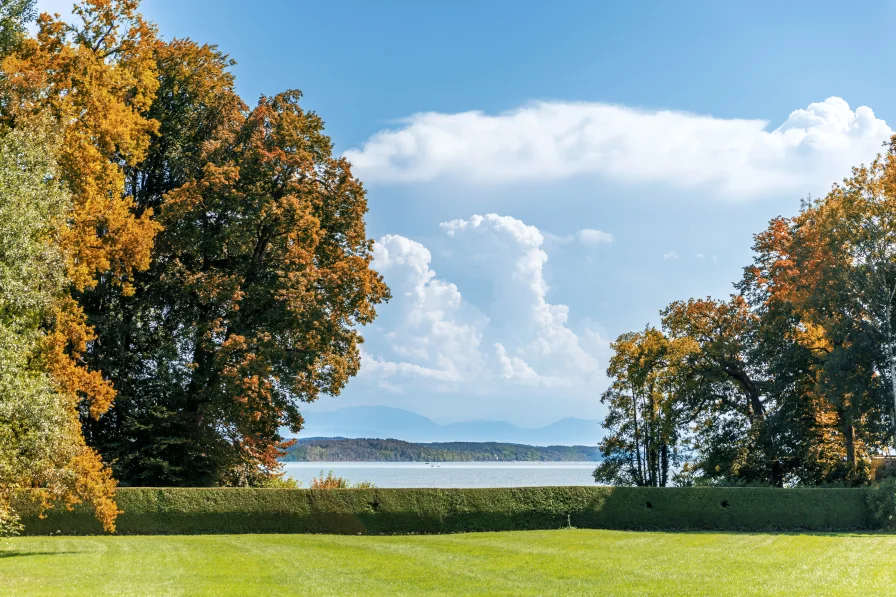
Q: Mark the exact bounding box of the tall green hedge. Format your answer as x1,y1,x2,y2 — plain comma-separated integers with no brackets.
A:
14,486,874,536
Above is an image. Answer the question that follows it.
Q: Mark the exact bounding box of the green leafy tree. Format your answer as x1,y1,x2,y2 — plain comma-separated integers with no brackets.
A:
738,174,893,484
660,296,789,486
735,216,845,484
0,0,34,57
0,125,116,534
808,145,896,451
79,39,245,486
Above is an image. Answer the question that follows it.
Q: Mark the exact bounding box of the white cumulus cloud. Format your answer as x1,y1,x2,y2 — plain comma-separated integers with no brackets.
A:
440,214,601,388
345,97,891,198
361,215,604,394
361,234,488,388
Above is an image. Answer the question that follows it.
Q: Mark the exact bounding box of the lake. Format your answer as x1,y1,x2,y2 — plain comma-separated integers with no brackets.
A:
282,461,598,488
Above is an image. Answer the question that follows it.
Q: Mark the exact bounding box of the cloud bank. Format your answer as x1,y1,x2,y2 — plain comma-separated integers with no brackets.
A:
345,97,891,197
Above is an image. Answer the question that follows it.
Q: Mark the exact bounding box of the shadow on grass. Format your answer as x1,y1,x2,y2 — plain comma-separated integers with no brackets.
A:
0,550,78,559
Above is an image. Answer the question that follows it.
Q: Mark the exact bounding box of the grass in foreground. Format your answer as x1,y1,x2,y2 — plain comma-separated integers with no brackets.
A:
0,529,885,596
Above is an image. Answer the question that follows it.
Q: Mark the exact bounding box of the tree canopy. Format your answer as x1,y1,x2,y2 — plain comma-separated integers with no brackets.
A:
598,140,896,487
0,0,388,532
0,124,116,535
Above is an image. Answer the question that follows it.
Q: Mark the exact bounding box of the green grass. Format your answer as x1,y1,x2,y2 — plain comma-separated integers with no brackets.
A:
0,529,890,596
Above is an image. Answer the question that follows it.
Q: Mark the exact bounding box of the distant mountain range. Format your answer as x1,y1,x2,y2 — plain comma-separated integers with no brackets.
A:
292,406,602,446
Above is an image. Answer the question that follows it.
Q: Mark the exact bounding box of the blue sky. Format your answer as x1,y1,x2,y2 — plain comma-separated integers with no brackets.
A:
37,1,896,426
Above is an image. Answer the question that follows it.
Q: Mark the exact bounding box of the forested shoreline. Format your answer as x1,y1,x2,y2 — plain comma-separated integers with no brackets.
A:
280,438,600,462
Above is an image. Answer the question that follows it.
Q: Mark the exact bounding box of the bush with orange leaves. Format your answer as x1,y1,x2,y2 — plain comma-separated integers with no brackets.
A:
311,471,351,490
310,471,376,490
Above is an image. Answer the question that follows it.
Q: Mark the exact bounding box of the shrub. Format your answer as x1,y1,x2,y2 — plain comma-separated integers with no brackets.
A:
255,475,302,489
311,471,350,489
309,471,376,489
0,509,22,537
13,486,874,536
867,478,896,530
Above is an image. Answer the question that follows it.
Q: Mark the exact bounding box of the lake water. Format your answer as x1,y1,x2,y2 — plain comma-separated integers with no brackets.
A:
282,461,598,488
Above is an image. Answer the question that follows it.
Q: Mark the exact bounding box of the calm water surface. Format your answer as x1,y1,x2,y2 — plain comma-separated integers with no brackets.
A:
283,461,597,488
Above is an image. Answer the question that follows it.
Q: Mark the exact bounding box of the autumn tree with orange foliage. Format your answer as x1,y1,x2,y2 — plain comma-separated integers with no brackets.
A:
79,43,389,485
739,202,889,483
2,0,161,401
600,142,896,487
0,0,159,532
1,0,387,495
0,123,117,535
1,0,160,425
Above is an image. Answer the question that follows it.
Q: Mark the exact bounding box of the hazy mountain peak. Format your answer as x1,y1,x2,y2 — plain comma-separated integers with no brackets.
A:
295,406,601,446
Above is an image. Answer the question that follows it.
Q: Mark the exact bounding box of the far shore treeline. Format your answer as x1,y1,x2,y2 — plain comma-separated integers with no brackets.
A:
281,438,601,462
0,0,389,535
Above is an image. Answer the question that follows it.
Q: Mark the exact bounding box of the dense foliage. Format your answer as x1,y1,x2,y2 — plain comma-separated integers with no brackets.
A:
79,54,389,487
867,478,896,530
13,486,873,535
0,0,34,56
0,125,116,535
0,0,387,531
598,141,896,488
282,438,601,462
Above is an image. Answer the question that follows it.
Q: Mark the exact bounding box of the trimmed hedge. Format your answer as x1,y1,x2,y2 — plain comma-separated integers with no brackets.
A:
14,486,874,536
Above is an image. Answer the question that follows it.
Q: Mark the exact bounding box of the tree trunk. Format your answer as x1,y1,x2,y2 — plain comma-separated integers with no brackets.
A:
843,409,856,469
660,443,669,487
888,302,896,452
631,389,644,486
647,392,656,487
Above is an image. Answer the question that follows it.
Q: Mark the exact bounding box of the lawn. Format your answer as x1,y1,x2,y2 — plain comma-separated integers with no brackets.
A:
0,529,886,596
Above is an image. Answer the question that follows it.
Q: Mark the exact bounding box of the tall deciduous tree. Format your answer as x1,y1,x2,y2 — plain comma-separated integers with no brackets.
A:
0,125,116,535
740,171,893,482
736,217,847,483
81,45,390,485
79,38,245,485
595,328,688,487
0,0,160,455
809,144,896,450
660,296,789,485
